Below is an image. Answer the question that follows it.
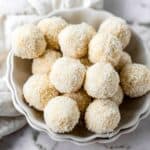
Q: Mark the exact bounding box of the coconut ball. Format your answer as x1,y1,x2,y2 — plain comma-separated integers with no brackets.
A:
84,62,120,98
85,99,121,133
88,32,122,67
99,16,131,49
110,85,124,105
44,96,80,133
32,49,61,74
64,89,91,115
59,23,96,58
50,57,86,93
23,74,59,111
116,51,132,71
38,17,68,50
12,24,46,59
120,63,150,97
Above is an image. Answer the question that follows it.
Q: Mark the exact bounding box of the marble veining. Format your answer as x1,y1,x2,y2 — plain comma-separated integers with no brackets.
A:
0,114,150,150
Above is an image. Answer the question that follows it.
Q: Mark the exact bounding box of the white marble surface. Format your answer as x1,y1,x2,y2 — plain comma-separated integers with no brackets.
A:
0,116,150,150
0,0,150,149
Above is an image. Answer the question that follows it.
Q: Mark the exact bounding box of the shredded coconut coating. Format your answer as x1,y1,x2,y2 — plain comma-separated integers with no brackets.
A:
44,96,80,133
88,32,122,67
23,74,59,111
85,99,121,134
64,89,91,115
110,85,124,105
116,51,132,71
99,16,131,49
38,17,68,50
12,24,46,59
59,23,96,58
50,57,86,93
84,62,120,98
120,63,150,97
32,49,61,74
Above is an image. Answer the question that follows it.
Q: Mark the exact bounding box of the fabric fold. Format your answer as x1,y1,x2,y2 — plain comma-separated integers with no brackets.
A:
27,0,103,15
0,116,26,139
0,51,26,138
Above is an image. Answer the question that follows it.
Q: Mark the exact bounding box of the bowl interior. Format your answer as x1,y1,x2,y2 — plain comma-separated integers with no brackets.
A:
9,9,150,140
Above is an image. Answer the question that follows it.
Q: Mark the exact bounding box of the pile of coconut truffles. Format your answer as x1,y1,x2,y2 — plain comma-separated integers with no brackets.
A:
12,16,150,134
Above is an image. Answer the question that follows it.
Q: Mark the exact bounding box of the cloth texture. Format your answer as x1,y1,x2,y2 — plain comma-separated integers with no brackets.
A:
0,52,26,139
27,0,103,15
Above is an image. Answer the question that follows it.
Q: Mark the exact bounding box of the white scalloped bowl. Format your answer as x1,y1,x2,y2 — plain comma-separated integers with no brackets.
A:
6,8,150,145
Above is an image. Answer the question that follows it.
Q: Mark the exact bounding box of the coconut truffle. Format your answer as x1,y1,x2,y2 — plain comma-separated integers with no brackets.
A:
44,96,80,133
99,16,131,49
64,89,91,115
88,32,122,67
32,49,61,74
116,51,132,71
110,85,124,105
85,99,121,133
84,62,120,98
38,17,68,49
23,74,59,111
59,23,96,58
12,24,46,59
120,63,150,97
50,57,86,93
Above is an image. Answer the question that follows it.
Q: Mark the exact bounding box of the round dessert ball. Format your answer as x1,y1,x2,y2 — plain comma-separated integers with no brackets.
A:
50,57,86,93
23,74,59,111
12,24,46,59
44,96,80,133
88,32,122,67
85,99,121,133
84,62,120,98
32,49,61,74
64,89,91,115
99,16,131,49
120,63,150,97
116,51,132,71
110,85,124,105
38,17,68,50
59,23,96,58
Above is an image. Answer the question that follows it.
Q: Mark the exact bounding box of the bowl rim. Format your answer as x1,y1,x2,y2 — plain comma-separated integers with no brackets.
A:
6,8,150,145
